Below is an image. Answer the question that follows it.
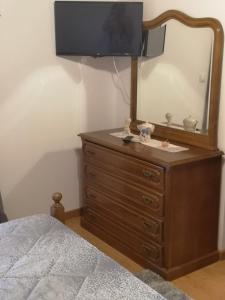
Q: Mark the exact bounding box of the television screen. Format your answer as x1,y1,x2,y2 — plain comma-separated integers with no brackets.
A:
54,1,143,56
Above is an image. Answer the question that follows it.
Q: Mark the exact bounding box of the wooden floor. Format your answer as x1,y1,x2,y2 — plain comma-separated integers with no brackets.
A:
66,217,225,300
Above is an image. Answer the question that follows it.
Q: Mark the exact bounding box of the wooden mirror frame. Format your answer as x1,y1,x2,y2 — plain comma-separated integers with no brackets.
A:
130,10,224,150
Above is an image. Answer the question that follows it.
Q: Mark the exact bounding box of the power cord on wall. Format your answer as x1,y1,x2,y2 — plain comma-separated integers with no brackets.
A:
138,36,146,74
112,38,145,106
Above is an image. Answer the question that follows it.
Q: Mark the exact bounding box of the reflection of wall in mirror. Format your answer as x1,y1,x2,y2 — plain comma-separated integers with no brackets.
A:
137,20,213,132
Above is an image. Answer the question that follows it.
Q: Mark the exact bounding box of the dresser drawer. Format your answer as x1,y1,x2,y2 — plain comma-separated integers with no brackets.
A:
83,208,163,266
83,142,164,191
85,186,164,244
84,164,164,217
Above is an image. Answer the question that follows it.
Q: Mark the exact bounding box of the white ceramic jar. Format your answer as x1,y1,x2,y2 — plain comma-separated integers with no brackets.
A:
183,115,198,132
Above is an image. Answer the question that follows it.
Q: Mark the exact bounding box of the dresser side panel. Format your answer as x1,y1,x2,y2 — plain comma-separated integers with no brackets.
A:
167,157,221,268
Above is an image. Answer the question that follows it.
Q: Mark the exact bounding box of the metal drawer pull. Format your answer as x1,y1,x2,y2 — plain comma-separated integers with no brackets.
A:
142,169,154,177
143,222,153,230
143,221,159,234
142,195,154,204
142,245,159,260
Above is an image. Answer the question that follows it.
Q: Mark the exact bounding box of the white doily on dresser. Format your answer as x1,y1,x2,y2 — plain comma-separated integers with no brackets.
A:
110,131,189,153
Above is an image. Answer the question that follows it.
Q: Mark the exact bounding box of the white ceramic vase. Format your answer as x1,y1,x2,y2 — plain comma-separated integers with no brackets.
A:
137,122,155,142
183,115,198,132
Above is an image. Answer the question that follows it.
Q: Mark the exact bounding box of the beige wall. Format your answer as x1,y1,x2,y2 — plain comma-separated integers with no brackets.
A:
0,0,130,219
1,0,225,251
143,0,225,250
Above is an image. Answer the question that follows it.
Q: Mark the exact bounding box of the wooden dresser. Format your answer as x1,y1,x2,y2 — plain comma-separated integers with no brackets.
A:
80,129,222,279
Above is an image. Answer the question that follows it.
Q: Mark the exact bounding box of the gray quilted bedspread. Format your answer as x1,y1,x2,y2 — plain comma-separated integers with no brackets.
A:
0,214,165,300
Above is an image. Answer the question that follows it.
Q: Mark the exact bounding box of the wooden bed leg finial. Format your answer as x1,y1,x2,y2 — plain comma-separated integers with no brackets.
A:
50,192,65,223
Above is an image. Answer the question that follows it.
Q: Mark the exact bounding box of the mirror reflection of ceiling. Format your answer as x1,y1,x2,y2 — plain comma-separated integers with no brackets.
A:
137,19,214,134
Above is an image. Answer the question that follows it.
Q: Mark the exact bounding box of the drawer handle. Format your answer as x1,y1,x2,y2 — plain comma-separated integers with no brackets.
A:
142,195,154,204
142,169,154,177
142,169,161,183
142,245,159,260
143,221,153,230
143,221,159,235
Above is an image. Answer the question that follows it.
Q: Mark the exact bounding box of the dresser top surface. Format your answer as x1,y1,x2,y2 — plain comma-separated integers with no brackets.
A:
79,129,222,167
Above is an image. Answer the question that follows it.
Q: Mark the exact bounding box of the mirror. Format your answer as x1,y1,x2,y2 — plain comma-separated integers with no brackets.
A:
130,10,224,150
137,22,213,133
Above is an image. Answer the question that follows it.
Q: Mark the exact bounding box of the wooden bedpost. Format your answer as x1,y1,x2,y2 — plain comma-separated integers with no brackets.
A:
50,192,65,224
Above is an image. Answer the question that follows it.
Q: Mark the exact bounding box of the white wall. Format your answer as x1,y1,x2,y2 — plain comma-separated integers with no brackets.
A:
0,0,130,219
1,0,225,251
143,0,225,250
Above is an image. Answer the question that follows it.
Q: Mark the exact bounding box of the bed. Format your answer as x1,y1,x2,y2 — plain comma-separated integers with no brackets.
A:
0,214,165,299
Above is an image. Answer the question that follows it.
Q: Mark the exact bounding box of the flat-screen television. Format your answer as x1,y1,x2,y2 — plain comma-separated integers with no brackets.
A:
54,1,143,57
